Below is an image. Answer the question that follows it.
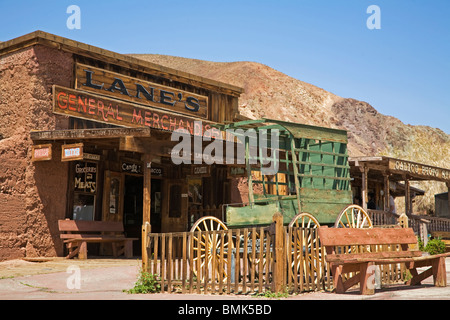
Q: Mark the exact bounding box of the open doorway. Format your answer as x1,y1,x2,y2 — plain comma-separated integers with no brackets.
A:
123,175,143,256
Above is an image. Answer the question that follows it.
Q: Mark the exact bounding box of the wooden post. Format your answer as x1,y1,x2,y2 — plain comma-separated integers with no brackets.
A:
272,212,285,294
405,176,410,215
447,182,450,218
383,173,390,212
142,153,152,272
360,166,368,210
245,137,254,205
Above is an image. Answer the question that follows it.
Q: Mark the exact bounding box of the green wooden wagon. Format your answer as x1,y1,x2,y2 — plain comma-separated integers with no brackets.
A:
189,119,372,280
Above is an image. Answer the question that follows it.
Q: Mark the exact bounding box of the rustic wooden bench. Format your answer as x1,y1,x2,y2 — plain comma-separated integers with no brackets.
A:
430,231,450,252
58,219,138,259
318,226,450,295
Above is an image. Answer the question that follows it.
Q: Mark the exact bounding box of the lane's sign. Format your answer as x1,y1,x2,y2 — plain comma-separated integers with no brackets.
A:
75,63,208,119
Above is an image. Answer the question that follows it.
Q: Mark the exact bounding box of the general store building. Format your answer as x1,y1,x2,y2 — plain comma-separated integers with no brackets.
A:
0,31,244,260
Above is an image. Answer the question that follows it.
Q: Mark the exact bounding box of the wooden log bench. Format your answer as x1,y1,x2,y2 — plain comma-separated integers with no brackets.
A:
430,231,450,252
318,226,450,295
58,219,138,259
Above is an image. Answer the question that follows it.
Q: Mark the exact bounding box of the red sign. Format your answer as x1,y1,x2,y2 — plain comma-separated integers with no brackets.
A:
52,85,222,138
31,144,52,161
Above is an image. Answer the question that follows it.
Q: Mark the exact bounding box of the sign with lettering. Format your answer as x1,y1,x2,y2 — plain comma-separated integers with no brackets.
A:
227,166,247,178
62,143,83,161
151,167,164,177
74,161,97,193
83,153,101,161
75,63,208,119
121,161,143,174
53,85,222,137
31,144,52,161
191,165,210,176
389,159,450,182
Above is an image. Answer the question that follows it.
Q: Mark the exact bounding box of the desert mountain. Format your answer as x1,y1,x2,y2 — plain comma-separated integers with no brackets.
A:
129,54,450,212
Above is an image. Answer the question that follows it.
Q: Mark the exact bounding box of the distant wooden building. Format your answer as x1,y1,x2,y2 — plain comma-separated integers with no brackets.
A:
349,156,450,215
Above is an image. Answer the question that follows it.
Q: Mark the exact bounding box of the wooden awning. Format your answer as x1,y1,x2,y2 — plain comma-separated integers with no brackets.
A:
349,156,450,183
30,127,151,141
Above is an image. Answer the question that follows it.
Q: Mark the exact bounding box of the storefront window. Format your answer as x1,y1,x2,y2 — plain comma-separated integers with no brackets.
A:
73,193,95,220
72,161,97,220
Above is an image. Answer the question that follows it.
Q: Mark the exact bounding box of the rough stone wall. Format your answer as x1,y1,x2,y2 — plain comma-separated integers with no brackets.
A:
0,45,73,260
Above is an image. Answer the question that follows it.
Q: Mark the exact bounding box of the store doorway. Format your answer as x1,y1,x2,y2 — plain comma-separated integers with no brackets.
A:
123,175,143,256
150,179,162,233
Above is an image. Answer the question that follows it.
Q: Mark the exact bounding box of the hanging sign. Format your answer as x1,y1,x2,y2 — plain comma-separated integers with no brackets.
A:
62,143,84,161
31,144,52,162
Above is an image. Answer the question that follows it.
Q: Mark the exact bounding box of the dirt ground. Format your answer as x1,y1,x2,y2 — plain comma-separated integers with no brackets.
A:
0,257,141,279
1,257,450,301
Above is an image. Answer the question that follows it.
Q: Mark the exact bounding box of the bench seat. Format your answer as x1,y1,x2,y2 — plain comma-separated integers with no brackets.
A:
58,219,138,259
318,226,450,295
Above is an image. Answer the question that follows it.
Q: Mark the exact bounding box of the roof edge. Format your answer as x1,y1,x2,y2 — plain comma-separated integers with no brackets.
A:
0,30,244,96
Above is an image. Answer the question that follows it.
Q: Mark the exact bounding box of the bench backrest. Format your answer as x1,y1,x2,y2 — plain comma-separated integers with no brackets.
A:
58,219,124,234
318,227,417,247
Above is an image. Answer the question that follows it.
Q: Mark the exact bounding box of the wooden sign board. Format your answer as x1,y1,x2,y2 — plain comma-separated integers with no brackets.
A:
31,144,52,161
227,166,247,178
62,143,83,161
388,158,450,182
74,161,97,193
83,153,101,161
191,165,210,176
121,160,143,174
52,85,222,138
75,63,208,119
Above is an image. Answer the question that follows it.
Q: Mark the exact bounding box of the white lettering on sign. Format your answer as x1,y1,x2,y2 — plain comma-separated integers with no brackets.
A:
193,166,208,175
393,160,449,181
34,148,49,158
75,163,97,174
64,148,81,158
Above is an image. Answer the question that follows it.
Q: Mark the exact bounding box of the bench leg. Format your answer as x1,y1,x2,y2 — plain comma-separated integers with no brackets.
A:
78,241,88,259
407,257,447,287
359,262,375,295
432,257,447,287
124,240,133,258
331,264,345,293
66,242,80,259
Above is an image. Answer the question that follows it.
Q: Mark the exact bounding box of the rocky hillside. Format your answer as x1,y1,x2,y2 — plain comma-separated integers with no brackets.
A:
130,54,450,212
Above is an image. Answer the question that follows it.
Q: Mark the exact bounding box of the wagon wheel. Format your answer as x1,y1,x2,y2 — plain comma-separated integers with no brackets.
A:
189,216,232,282
334,205,373,228
334,205,373,283
288,213,323,286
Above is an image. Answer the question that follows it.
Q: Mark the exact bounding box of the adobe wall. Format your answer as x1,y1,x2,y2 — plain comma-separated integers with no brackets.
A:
0,45,72,260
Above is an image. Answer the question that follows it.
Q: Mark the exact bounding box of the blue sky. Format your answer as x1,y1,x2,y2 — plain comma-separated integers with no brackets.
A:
1,0,449,133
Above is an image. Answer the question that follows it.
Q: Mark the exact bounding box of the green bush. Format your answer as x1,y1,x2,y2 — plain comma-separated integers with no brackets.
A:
126,270,161,294
424,238,446,255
